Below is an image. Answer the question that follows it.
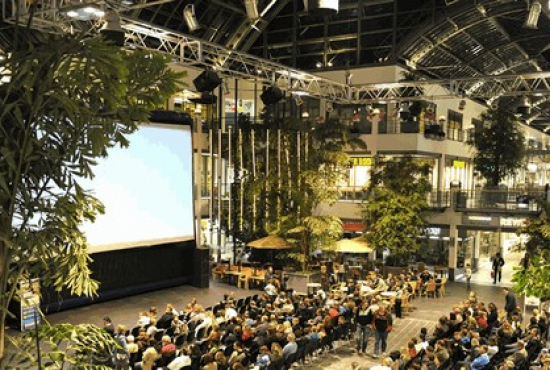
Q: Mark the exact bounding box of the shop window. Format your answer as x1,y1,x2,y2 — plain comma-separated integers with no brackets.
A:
447,110,463,141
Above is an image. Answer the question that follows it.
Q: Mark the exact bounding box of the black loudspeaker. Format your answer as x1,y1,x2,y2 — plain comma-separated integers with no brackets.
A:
261,86,284,105
193,71,222,93
189,92,217,105
192,248,210,288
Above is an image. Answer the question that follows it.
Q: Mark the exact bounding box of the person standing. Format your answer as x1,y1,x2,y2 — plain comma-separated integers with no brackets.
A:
504,287,517,319
492,252,505,284
465,264,472,290
372,304,393,358
356,301,373,354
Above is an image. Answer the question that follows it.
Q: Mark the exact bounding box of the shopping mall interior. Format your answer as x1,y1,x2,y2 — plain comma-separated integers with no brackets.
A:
2,0,550,368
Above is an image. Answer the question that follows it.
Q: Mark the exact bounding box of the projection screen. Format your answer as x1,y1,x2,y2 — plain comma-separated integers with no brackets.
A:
79,123,195,253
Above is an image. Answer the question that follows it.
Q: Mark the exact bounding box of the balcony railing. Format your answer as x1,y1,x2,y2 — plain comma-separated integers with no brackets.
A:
454,189,545,212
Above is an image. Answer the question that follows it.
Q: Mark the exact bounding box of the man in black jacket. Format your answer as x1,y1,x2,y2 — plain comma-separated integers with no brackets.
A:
356,301,373,354
503,288,517,319
492,252,505,284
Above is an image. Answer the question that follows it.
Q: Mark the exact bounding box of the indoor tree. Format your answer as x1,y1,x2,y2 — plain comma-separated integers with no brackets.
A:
362,156,432,266
234,114,367,270
467,108,525,187
0,27,183,367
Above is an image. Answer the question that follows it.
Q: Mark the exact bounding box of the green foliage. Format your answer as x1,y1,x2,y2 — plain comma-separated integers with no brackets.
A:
6,323,118,369
363,156,432,264
512,250,550,299
467,108,525,187
237,116,367,270
512,200,550,298
0,28,183,365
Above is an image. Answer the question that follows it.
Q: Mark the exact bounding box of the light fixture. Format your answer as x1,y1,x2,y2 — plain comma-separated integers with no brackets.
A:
525,0,542,29
438,115,447,124
302,111,310,119
244,0,260,21
458,99,467,111
223,80,230,96
100,12,124,47
295,96,304,106
527,163,538,173
316,62,322,68
65,3,105,20
183,4,200,32
326,102,334,112
475,2,487,16
303,0,339,14
517,96,531,116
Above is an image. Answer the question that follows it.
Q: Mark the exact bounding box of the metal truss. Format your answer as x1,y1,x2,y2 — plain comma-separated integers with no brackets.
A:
353,72,550,103
1,0,174,32
121,18,352,103
5,2,550,105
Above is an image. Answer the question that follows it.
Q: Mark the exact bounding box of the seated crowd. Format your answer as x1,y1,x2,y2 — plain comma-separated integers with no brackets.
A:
371,289,550,370
95,268,548,370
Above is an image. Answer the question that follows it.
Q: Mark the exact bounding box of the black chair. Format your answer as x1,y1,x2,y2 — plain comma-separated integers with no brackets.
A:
180,366,192,370
166,327,175,338
175,334,186,347
284,353,297,370
236,298,244,308
131,326,141,338
244,296,251,307
195,327,206,341
153,329,165,342
186,330,195,344
268,357,284,370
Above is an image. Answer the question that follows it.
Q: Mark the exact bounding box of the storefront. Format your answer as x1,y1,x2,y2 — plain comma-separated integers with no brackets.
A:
456,215,529,284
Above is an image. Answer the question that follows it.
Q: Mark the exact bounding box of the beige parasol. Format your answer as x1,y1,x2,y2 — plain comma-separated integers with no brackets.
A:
247,235,292,250
333,237,373,254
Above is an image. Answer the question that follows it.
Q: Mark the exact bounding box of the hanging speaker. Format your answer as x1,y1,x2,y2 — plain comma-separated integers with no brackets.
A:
189,92,217,105
193,71,222,93
260,86,284,105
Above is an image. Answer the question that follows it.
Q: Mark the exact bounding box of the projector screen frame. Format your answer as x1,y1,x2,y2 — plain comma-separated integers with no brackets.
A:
81,118,199,254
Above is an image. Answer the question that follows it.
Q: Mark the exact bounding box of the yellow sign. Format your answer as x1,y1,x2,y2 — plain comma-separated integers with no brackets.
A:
351,157,372,167
453,160,465,168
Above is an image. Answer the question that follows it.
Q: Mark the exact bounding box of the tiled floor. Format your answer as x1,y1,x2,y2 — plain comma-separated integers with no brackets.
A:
8,279,520,369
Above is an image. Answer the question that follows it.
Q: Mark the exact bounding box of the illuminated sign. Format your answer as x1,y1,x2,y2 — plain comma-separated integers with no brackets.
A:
351,157,372,166
453,160,466,168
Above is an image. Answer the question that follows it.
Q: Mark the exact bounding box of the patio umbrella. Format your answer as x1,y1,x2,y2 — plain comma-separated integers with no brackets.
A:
334,238,373,254
247,235,292,250
247,235,292,269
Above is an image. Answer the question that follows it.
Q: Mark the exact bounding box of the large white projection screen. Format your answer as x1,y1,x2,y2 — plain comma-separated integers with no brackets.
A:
80,123,195,253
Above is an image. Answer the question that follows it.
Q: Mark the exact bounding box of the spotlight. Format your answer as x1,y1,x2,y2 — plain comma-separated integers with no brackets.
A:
295,96,304,106
516,96,531,116
303,0,339,15
193,70,222,93
426,104,435,114
302,111,310,119
183,4,200,32
524,0,542,29
438,115,447,124
458,99,467,111
223,80,230,96
326,102,334,112
244,0,260,21
260,85,284,106
100,12,124,47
